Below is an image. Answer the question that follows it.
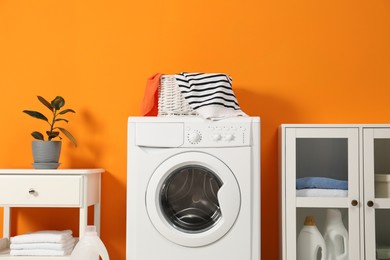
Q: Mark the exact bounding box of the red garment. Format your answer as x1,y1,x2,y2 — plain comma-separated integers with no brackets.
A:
140,73,164,116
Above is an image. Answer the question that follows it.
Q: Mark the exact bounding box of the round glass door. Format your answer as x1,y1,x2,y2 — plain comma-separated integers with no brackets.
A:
146,152,241,247
160,165,223,233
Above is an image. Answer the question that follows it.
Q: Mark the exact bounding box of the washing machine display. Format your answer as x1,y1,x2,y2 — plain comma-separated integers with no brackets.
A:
160,165,222,233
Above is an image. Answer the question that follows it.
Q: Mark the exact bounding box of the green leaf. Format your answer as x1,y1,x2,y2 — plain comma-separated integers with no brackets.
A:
37,96,53,111
23,110,48,122
55,118,69,123
46,131,60,140
31,131,44,140
58,109,75,115
51,96,65,110
58,127,77,147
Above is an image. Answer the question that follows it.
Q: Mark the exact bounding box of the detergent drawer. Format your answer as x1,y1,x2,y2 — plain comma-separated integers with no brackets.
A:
135,122,184,147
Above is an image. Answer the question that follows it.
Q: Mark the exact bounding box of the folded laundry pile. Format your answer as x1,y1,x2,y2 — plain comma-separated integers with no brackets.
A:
174,72,247,119
296,177,348,197
10,230,76,256
141,72,247,120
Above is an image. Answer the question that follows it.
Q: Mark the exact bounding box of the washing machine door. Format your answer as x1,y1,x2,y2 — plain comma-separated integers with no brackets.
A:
146,152,241,247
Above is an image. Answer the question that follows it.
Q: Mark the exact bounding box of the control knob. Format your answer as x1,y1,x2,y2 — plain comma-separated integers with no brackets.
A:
224,134,235,141
212,134,222,141
188,131,202,143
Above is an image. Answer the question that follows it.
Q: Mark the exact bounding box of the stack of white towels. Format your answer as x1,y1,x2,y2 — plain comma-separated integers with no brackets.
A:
10,230,76,256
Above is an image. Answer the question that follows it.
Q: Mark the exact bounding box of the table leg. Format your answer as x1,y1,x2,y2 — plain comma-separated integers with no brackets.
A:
94,203,101,236
94,174,101,236
79,206,87,238
3,207,10,239
2,207,10,248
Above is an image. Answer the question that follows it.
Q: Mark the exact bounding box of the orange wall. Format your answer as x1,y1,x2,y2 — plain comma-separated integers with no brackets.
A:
0,1,390,259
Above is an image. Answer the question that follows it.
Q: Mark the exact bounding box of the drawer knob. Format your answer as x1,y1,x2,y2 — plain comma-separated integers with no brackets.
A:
28,189,36,195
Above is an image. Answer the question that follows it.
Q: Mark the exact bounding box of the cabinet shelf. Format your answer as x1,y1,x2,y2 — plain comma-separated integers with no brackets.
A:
370,198,390,208
295,197,390,208
296,197,349,208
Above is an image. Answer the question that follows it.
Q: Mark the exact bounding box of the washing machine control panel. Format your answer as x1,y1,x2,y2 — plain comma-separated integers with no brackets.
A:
184,122,251,147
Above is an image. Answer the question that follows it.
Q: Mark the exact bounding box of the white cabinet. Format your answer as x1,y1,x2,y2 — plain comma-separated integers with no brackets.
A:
0,169,104,260
280,125,390,260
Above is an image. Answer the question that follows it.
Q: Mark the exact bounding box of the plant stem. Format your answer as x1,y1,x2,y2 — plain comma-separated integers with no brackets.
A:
48,109,57,140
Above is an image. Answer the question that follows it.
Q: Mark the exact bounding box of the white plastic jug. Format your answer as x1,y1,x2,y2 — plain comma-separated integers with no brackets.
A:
70,226,109,260
323,209,348,260
297,216,327,260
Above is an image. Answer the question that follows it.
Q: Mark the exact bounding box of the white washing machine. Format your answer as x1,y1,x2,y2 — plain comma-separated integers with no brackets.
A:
126,116,260,260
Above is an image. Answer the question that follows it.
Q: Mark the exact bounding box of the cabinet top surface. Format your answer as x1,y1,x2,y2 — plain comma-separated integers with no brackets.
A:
0,168,104,175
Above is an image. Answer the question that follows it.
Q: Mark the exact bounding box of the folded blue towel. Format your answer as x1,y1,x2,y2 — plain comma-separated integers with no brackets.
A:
296,177,348,190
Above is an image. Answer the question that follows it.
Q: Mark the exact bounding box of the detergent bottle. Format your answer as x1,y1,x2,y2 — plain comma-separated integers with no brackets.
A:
70,226,109,260
297,216,327,260
323,209,348,260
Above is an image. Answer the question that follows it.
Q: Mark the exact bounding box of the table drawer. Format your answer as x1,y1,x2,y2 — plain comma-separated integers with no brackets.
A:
0,175,82,206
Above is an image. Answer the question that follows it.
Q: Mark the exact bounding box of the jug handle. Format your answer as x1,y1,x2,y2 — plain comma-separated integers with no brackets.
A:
338,233,348,259
90,239,110,260
336,234,348,259
320,244,327,260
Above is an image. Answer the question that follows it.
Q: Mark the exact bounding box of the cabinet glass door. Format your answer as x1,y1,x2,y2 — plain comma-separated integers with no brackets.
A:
363,128,390,260
285,127,360,260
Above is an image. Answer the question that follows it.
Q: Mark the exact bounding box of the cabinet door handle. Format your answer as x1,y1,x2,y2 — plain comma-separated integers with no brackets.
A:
367,200,374,207
28,189,36,194
351,200,358,206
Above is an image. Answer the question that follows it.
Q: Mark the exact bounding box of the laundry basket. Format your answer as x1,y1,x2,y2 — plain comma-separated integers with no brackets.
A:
158,75,199,116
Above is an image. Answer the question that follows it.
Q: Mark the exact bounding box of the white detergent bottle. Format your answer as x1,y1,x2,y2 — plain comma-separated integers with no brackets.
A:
323,209,348,260
70,226,109,260
297,216,327,260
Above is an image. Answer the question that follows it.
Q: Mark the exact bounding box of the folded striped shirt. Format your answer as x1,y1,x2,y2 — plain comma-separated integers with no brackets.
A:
174,72,247,119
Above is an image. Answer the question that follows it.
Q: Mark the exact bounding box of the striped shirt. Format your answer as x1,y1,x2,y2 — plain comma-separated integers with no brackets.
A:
174,72,241,111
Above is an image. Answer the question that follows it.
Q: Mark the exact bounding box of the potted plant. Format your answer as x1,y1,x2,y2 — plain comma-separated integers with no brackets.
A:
23,96,77,169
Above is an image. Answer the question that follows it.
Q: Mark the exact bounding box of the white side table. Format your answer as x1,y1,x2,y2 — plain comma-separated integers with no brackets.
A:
0,169,104,259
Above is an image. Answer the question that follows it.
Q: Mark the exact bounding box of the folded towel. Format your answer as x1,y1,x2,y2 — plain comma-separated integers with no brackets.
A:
10,248,73,256
296,188,348,197
175,72,247,120
10,230,73,244
140,73,164,116
296,177,348,190
10,237,76,250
